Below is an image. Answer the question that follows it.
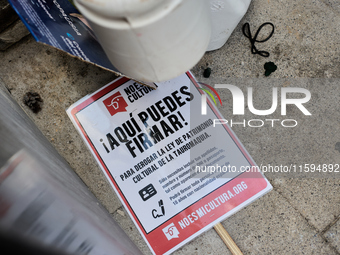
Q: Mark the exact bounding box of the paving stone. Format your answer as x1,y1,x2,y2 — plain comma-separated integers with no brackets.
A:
192,0,340,79
271,179,340,232
324,219,340,253
205,78,340,232
220,190,337,255
0,19,30,51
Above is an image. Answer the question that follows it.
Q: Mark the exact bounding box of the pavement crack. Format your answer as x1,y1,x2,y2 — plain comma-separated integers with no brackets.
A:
271,181,340,254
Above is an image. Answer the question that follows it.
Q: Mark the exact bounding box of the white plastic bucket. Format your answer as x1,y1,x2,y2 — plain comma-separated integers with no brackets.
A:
74,0,211,82
207,0,251,51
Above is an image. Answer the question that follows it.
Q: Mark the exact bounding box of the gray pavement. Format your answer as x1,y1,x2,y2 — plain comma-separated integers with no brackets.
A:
0,0,339,254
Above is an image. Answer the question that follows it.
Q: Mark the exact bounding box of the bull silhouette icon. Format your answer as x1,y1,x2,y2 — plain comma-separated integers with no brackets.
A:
103,91,128,116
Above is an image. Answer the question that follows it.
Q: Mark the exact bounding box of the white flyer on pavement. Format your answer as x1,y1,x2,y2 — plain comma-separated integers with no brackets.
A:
67,72,272,255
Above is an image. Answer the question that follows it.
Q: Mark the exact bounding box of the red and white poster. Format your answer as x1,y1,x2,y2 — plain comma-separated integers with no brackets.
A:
67,72,272,255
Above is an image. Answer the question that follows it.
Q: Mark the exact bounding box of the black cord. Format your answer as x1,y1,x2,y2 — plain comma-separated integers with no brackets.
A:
242,22,275,57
